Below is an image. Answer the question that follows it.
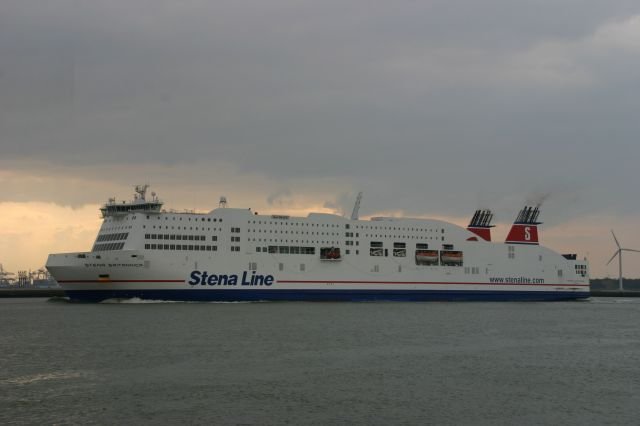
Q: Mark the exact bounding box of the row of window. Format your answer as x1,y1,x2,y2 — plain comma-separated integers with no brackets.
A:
246,228,443,241
365,235,444,241
257,246,317,255
149,215,222,223
247,220,446,235
102,226,133,232
150,226,218,231
248,229,342,236
144,244,218,251
248,238,339,245
248,221,342,227
351,224,445,233
145,234,215,241
112,215,447,234
93,242,125,252
96,233,129,243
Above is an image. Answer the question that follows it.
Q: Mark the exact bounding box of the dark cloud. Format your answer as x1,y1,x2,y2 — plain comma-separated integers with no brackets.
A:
266,188,292,207
1,0,640,221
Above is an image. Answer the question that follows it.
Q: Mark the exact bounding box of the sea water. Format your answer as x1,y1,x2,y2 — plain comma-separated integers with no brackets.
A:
1,298,639,425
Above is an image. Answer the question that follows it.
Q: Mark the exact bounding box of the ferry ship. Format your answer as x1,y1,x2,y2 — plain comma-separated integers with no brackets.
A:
46,185,590,302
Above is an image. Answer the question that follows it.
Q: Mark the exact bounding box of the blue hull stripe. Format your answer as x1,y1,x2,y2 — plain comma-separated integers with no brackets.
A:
64,289,590,303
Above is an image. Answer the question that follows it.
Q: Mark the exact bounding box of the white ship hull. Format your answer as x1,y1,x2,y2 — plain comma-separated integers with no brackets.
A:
45,187,590,302
47,248,589,302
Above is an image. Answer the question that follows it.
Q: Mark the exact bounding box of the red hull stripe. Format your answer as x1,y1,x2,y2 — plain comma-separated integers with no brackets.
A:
58,279,588,288
279,280,587,287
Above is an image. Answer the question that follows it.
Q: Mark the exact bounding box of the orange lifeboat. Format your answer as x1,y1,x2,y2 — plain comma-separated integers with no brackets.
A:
415,250,439,265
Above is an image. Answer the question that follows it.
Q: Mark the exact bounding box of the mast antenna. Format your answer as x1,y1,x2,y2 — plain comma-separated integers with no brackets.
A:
350,192,363,220
134,184,149,202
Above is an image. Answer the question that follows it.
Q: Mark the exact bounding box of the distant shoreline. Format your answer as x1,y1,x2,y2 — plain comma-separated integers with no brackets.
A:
0,288,65,298
588,290,640,297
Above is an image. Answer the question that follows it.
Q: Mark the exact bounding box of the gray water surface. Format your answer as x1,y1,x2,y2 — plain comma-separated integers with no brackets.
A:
1,298,639,425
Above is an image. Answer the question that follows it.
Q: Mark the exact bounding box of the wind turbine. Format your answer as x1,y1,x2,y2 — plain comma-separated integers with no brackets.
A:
606,230,640,291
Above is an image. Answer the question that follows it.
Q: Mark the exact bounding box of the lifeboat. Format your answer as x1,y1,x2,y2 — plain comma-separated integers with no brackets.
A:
320,247,342,261
440,250,463,266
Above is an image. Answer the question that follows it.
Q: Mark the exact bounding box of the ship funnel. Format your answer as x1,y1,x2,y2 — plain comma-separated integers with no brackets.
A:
466,209,495,241
505,205,542,245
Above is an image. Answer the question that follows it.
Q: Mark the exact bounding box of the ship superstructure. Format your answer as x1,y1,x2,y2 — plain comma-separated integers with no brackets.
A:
46,186,590,302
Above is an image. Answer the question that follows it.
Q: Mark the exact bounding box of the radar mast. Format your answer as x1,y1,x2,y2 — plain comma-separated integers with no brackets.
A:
350,192,363,220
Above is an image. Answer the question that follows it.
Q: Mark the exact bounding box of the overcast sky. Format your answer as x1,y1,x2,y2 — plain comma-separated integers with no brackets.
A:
1,0,640,277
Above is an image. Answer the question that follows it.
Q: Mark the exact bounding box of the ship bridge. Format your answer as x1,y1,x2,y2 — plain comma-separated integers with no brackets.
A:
100,185,163,218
